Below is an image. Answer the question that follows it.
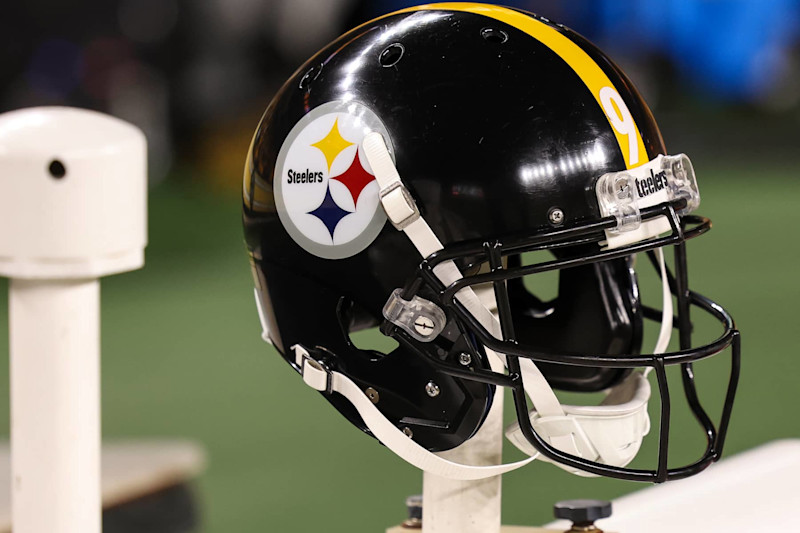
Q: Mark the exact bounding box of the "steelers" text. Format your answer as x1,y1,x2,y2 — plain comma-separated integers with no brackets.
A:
287,169,323,184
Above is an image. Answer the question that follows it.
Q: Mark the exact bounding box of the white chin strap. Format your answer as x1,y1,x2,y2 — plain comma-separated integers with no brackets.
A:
283,133,673,480
292,343,536,480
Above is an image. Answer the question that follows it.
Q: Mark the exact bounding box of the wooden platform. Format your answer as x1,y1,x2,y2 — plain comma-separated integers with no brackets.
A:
0,439,206,532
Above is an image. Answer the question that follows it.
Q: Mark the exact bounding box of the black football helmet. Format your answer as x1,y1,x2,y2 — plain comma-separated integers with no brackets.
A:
242,3,739,482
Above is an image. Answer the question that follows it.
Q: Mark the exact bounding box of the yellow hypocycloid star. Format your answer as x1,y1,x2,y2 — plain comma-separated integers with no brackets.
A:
310,118,354,172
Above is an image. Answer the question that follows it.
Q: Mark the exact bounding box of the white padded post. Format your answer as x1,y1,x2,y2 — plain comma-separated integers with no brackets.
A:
423,390,504,533
0,107,147,533
10,279,101,532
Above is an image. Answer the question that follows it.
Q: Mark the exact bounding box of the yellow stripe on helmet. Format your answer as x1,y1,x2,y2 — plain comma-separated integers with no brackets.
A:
395,3,648,169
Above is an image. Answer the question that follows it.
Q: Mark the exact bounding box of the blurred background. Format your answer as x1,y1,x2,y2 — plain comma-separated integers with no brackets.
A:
0,0,798,531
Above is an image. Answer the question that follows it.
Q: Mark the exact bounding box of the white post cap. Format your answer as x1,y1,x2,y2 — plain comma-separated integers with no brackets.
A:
0,107,147,279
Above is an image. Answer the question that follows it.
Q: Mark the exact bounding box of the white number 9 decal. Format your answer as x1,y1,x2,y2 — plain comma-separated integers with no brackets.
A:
599,86,639,166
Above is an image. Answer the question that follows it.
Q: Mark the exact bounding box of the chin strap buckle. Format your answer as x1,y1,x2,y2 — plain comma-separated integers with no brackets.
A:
293,344,333,394
363,132,421,230
379,181,420,230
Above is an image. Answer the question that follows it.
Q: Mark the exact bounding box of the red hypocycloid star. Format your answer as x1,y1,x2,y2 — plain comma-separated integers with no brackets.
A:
330,149,376,207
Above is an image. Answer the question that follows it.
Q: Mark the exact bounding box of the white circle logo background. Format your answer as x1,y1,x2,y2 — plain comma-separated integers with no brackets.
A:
274,102,391,259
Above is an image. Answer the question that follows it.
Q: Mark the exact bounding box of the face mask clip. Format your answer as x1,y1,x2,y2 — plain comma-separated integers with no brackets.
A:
595,154,700,248
383,288,447,342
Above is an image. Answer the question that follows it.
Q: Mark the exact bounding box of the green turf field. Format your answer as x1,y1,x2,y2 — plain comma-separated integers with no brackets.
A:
0,157,797,532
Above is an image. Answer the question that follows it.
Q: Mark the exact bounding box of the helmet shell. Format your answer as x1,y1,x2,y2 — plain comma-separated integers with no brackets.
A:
244,5,665,450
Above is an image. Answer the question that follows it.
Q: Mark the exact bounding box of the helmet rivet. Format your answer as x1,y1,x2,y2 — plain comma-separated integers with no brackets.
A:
458,352,472,366
548,207,564,226
402,427,414,438
425,381,440,397
365,387,380,404
413,316,435,336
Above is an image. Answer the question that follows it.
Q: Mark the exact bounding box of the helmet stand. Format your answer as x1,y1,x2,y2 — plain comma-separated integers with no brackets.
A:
385,372,552,532
421,381,504,532
0,107,147,533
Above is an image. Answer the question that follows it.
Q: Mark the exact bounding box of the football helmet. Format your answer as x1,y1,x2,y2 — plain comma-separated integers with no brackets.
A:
242,3,740,482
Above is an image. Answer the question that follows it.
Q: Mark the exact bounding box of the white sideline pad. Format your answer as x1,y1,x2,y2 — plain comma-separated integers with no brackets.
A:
546,439,800,532
0,440,206,532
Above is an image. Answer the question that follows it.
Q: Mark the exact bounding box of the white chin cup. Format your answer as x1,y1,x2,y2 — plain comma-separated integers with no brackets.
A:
505,372,651,476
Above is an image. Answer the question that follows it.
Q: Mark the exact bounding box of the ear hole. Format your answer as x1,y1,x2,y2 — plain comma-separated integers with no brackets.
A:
338,297,399,356
349,327,399,355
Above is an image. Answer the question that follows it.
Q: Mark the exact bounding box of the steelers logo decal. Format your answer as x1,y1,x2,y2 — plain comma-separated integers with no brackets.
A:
274,102,391,259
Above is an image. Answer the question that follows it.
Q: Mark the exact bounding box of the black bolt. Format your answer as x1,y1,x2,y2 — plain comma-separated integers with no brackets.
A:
402,494,422,528
554,499,612,528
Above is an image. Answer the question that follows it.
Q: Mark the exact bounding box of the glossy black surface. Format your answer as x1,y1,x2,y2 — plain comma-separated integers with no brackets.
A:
243,6,739,477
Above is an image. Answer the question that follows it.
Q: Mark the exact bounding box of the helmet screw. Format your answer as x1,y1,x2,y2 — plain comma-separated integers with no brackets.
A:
365,387,380,404
425,381,440,397
548,207,564,226
554,499,612,533
458,352,472,366
402,427,414,438
414,316,435,336
615,176,630,199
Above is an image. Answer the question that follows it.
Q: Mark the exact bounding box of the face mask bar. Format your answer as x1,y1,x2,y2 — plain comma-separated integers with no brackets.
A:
386,199,740,482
